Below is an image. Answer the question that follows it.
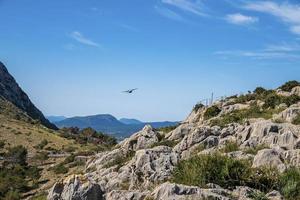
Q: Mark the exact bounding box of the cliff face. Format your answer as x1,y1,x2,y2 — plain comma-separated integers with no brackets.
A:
0,61,57,129
48,82,300,200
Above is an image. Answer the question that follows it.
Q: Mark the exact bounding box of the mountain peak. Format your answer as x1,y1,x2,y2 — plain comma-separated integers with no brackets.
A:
0,62,57,129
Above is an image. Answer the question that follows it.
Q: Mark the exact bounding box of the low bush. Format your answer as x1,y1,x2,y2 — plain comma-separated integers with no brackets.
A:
172,153,252,189
253,87,267,95
220,141,239,153
279,167,300,200
279,80,300,92
193,103,205,112
157,125,178,134
0,145,42,199
50,163,68,174
172,153,282,193
248,191,268,200
0,140,5,149
35,139,48,150
204,106,221,120
243,144,269,155
210,104,281,128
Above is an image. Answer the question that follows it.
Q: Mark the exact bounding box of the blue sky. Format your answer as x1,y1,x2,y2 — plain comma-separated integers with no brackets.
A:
1,0,300,121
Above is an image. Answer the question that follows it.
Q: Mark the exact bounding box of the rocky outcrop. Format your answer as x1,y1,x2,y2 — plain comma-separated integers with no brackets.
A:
48,175,103,200
151,182,232,200
117,125,159,153
0,61,57,129
47,84,300,200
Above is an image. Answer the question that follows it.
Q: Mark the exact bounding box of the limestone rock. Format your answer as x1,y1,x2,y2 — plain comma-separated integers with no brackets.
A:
47,175,103,200
105,190,150,200
151,182,232,200
118,125,159,154
252,148,286,172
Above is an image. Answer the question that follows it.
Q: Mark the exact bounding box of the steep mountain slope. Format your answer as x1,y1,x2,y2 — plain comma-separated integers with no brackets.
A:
48,81,300,200
0,62,57,129
0,62,118,199
54,115,178,138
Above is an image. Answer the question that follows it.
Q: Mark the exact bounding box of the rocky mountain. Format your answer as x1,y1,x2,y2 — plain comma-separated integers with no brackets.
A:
0,61,57,129
48,81,300,200
54,114,178,138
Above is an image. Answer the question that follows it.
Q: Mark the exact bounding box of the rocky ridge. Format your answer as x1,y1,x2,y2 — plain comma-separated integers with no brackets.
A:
48,83,300,200
0,62,56,129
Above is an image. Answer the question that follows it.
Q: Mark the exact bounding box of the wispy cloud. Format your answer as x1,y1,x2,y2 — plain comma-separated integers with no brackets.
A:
264,43,300,52
70,31,99,47
225,13,258,25
119,24,139,32
215,43,300,60
244,1,300,35
161,0,207,16
155,6,185,22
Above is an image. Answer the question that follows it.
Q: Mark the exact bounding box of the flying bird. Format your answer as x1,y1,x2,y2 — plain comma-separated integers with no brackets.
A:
122,88,138,94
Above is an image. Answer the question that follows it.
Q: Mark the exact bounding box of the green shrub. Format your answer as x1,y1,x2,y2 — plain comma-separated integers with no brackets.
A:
292,114,300,125
248,167,279,192
0,140,5,149
210,105,276,128
4,190,21,200
172,153,281,193
172,153,251,189
248,191,268,200
254,87,267,95
5,145,27,166
35,139,48,150
263,94,282,109
157,125,178,134
62,154,75,164
282,95,300,107
204,106,221,120
30,193,47,200
221,141,239,153
33,152,49,163
279,167,300,200
193,103,205,112
243,144,269,155
279,81,300,92
50,163,68,174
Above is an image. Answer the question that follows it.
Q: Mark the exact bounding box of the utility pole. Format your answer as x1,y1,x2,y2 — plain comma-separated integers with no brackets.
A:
211,92,214,105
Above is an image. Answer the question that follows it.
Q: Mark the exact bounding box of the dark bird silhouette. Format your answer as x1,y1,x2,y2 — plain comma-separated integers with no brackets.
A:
122,88,138,94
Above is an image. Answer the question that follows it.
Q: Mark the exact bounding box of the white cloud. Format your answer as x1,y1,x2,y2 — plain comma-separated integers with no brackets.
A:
215,50,300,60
161,0,207,16
155,6,185,22
226,13,258,25
215,42,300,60
244,1,300,35
264,43,300,52
70,31,99,47
291,26,300,35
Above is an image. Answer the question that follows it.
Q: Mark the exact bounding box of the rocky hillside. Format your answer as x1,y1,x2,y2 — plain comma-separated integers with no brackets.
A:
48,81,300,200
0,62,118,200
0,62,56,129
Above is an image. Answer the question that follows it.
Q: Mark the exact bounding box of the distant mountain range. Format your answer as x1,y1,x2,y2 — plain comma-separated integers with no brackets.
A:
48,115,178,138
